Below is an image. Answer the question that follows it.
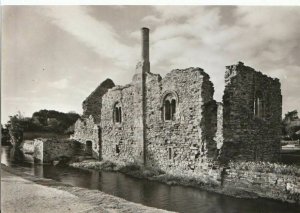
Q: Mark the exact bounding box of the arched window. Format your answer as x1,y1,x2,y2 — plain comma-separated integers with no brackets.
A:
113,102,122,123
254,91,264,118
163,93,177,121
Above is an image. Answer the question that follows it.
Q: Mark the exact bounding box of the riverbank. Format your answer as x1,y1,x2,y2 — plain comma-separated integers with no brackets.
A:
1,164,173,213
70,160,300,204
70,160,259,199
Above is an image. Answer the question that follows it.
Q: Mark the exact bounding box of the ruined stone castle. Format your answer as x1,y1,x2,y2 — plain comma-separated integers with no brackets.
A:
71,27,282,174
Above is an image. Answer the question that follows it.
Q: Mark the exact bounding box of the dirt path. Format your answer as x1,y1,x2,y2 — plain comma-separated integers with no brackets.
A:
1,165,173,213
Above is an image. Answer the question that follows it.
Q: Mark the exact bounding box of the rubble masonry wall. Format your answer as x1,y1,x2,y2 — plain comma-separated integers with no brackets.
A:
145,68,218,175
221,62,282,162
100,84,138,164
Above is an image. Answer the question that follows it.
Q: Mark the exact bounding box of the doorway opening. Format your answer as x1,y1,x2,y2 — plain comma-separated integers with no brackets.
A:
85,141,93,156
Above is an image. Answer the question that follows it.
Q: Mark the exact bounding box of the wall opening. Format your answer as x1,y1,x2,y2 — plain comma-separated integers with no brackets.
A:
74,141,84,155
254,91,264,118
168,147,173,160
116,145,120,154
113,102,122,123
163,93,177,121
85,141,93,156
165,100,171,120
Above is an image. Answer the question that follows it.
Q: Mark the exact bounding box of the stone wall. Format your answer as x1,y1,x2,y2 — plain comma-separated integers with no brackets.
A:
33,139,43,163
33,138,76,163
82,79,115,123
214,103,224,154
72,62,282,168
75,66,219,172
223,162,300,204
71,116,100,159
100,83,138,164
98,58,150,165
72,26,283,169
145,67,218,174
221,62,282,163
72,78,115,160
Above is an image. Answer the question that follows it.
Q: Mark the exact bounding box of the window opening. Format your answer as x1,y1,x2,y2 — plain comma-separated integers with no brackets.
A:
163,93,177,121
165,100,171,120
254,91,264,118
114,102,122,123
116,145,120,154
168,147,172,160
171,99,176,121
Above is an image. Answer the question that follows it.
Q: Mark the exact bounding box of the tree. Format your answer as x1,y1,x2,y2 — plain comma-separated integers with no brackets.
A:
282,110,300,140
1,124,10,145
6,114,24,147
283,110,299,123
4,109,80,135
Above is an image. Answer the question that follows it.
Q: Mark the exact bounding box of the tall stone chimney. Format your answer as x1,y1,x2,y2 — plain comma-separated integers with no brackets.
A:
134,27,150,74
141,27,149,62
132,27,150,166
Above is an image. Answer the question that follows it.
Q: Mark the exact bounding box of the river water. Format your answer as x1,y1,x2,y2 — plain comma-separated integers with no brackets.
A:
1,146,299,213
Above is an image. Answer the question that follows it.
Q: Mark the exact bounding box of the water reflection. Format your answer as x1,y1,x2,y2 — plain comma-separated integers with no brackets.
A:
1,146,299,213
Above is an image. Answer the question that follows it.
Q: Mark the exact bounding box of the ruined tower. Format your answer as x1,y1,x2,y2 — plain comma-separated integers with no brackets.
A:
220,62,282,162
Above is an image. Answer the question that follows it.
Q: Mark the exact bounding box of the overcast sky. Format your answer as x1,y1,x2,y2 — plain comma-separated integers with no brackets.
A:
2,6,300,124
